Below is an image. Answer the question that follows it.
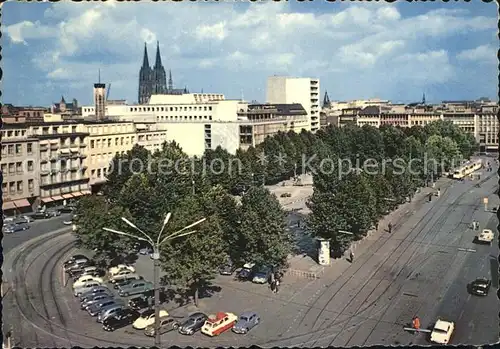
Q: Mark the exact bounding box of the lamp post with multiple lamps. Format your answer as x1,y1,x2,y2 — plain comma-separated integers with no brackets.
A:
103,213,206,346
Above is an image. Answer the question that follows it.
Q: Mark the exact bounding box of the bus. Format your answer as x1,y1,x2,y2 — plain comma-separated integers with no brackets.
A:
452,159,483,179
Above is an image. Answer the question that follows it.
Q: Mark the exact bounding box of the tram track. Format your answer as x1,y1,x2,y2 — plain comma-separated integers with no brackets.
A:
257,174,494,347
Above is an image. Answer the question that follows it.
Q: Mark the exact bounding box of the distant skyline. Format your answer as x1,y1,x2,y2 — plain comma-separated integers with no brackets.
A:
3,1,498,107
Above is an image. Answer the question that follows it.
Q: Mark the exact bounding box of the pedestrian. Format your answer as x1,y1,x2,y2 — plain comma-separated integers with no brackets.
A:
375,222,379,231
297,220,300,228
412,316,421,330
388,222,393,234
275,279,280,293
349,250,354,262
270,280,276,293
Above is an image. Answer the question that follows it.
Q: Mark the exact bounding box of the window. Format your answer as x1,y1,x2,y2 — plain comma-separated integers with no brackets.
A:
16,144,22,155
2,183,7,194
28,161,34,171
91,140,95,148
115,138,118,146
9,182,15,194
1,164,6,174
9,163,15,174
72,126,77,133
16,162,22,173
17,181,23,192
91,169,96,178
27,143,33,154
120,137,124,145
107,138,111,147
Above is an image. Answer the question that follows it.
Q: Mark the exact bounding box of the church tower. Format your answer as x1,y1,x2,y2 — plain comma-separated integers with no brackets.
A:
322,90,331,108
138,43,153,104
152,41,167,95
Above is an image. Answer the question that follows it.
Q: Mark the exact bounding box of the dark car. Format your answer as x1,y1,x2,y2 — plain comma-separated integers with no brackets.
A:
468,278,491,296
46,209,61,217
63,255,89,267
113,277,138,290
232,311,260,334
60,206,75,213
219,261,237,276
32,211,51,220
128,290,167,310
177,312,208,335
236,263,255,280
3,223,29,234
102,309,140,331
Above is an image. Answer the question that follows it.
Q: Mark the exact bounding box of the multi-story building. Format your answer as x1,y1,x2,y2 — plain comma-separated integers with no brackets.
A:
266,76,320,132
237,103,309,150
1,125,40,214
475,104,498,153
2,104,45,124
31,122,91,207
82,93,309,156
85,120,168,187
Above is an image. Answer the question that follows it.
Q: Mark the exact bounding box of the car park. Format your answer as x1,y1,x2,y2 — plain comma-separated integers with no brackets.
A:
3,223,29,234
236,263,255,280
252,266,272,284
468,278,491,296
97,303,127,323
88,299,123,317
176,312,208,335
430,319,454,344
74,281,102,297
79,286,112,301
102,309,140,332
118,280,153,297
132,308,169,330
201,312,238,336
81,294,114,310
73,275,104,289
144,316,177,336
109,265,136,276
232,311,260,334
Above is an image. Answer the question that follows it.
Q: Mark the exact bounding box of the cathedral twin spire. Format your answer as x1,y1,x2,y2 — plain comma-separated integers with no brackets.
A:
138,42,168,104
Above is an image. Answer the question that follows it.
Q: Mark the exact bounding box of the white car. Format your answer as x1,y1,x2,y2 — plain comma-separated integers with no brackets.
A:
132,309,169,329
73,275,103,289
477,229,494,244
109,264,135,276
430,319,454,344
74,281,102,296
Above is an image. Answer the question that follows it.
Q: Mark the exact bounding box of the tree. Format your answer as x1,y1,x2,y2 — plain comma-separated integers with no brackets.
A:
159,193,227,306
238,186,293,268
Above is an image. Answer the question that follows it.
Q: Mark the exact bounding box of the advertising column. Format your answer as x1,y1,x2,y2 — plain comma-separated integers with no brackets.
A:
317,238,330,266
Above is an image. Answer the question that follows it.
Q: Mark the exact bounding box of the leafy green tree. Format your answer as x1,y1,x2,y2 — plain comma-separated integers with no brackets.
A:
238,186,293,268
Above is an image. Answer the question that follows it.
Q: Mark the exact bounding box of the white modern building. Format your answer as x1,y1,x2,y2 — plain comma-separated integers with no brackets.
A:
266,76,320,132
82,93,308,156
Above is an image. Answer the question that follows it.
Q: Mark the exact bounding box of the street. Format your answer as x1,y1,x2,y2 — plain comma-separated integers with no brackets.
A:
2,172,498,347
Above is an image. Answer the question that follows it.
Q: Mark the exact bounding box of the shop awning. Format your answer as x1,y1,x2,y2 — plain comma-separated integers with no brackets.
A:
41,197,54,203
13,199,31,208
62,193,74,199
71,192,83,197
52,195,64,201
82,190,91,195
2,201,16,210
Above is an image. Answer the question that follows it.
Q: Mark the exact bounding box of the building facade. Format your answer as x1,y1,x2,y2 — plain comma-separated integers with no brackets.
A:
1,125,41,213
266,76,320,132
2,104,45,124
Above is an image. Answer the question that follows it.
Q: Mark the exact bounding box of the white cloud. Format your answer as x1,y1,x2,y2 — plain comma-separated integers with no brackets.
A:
457,45,497,64
4,2,497,104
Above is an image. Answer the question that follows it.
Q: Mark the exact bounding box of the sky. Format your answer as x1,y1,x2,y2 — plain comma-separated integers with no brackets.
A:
3,1,498,107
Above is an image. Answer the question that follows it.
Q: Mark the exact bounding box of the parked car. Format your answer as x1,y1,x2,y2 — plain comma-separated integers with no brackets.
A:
32,211,51,220
176,312,208,335
3,223,29,234
128,291,167,310
87,299,123,316
81,294,114,310
3,216,16,223
280,192,291,198
109,264,135,276
79,286,112,301
476,229,494,244
79,266,105,277
102,309,140,331
430,319,454,344
468,278,491,296
74,281,102,297
60,206,75,213
15,215,33,224
236,263,255,280
219,261,237,276
110,272,140,284
73,275,104,289
65,259,90,273
139,247,153,255
46,209,61,217
97,303,127,323
144,316,177,336
113,275,143,289
252,265,272,284
132,308,169,330
232,311,260,334
64,255,89,267
118,280,154,297
201,312,238,336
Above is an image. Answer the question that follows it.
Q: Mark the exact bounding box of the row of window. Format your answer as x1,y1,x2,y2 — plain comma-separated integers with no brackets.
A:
1,161,35,174
1,143,33,156
87,125,134,134
2,129,28,138
91,168,109,178
156,115,213,121
83,105,214,114
32,125,79,135
2,180,34,195
90,136,135,149
40,172,85,185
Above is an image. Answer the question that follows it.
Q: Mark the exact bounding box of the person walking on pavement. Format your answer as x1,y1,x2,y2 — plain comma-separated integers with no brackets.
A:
375,222,379,231
412,316,421,330
275,279,280,293
349,250,354,263
388,222,393,234
270,279,276,293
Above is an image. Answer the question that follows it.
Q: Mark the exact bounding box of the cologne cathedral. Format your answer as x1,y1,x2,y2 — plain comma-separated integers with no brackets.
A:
138,42,188,104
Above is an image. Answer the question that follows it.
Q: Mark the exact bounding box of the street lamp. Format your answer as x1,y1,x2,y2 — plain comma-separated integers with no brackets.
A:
103,213,206,346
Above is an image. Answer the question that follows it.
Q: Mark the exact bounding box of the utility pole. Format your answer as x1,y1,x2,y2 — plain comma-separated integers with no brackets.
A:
104,214,206,346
